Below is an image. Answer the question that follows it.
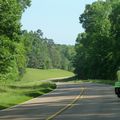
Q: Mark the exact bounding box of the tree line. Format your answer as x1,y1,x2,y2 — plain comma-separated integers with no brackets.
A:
74,0,120,80
23,30,75,70
0,0,31,81
0,0,75,82
1,0,119,82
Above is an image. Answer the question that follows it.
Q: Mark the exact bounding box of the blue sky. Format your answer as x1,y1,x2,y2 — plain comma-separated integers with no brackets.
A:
21,0,96,45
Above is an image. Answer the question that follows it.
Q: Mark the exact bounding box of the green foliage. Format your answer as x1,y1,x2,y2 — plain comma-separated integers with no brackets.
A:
0,0,21,39
15,41,26,77
0,35,19,81
0,0,31,81
0,0,74,84
22,30,75,71
74,0,120,80
109,2,120,73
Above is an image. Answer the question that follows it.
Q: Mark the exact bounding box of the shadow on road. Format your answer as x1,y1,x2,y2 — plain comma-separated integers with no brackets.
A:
0,83,120,120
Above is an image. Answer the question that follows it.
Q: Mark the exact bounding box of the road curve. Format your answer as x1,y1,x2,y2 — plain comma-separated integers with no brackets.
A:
0,83,84,120
0,82,120,120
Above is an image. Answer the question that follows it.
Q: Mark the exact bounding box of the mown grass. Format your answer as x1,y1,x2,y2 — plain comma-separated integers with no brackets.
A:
0,68,74,110
22,68,75,82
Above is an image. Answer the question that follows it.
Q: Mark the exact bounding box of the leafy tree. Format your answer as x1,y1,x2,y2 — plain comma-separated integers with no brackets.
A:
0,0,31,81
74,0,120,80
22,30,75,71
109,1,120,78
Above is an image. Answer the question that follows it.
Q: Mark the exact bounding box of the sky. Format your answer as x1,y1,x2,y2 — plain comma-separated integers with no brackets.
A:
21,0,97,45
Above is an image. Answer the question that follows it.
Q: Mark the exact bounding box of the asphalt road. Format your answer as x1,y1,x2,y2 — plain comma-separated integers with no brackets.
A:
0,82,120,120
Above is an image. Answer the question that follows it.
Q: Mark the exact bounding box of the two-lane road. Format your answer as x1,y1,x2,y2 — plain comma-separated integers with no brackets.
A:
0,82,120,120
55,83,120,120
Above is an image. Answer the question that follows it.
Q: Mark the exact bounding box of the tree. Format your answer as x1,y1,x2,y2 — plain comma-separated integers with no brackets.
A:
109,2,120,78
0,0,31,81
22,30,75,71
74,0,118,79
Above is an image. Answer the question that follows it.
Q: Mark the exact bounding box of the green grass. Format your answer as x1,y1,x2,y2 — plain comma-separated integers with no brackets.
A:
0,82,56,109
76,79,116,86
55,76,116,86
22,68,75,82
0,68,74,110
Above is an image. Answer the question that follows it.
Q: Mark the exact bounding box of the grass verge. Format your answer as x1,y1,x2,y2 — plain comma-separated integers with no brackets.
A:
55,76,116,86
0,68,74,110
76,79,116,86
0,81,56,110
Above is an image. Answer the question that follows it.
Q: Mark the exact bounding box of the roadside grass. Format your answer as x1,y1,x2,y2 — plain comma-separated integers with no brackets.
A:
75,79,116,86
0,68,74,110
0,82,56,110
55,76,116,86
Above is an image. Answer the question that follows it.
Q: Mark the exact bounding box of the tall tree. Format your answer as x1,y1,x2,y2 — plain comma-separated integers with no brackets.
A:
0,0,31,81
74,0,120,79
109,1,120,77
22,30,75,71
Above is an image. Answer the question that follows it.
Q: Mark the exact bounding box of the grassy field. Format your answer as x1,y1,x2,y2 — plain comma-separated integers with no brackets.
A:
22,68,75,82
0,68,74,110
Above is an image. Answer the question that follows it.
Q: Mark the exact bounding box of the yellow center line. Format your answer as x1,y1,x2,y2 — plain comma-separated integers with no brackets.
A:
46,87,85,120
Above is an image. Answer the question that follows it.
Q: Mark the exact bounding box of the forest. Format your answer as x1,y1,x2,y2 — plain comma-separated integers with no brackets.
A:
0,0,74,82
74,0,120,80
0,0,120,82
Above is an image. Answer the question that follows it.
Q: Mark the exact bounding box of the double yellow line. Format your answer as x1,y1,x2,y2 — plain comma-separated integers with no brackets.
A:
46,87,85,120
